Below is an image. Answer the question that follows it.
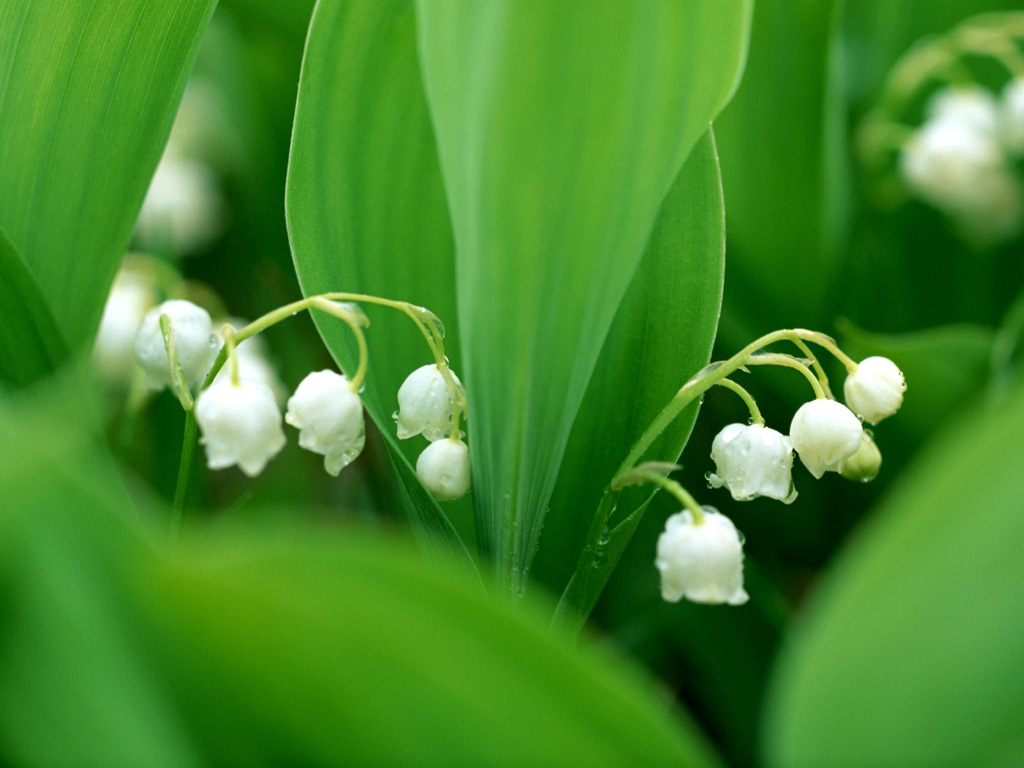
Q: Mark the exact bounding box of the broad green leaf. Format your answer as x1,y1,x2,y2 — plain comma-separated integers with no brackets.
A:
713,0,848,341
0,0,217,349
0,228,68,387
763,377,1024,767
0,378,721,767
286,0,474,570
535,132,725,615
416,0,751,590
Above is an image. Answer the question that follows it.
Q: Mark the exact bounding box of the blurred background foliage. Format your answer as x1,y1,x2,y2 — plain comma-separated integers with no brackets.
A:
2,0,1024,765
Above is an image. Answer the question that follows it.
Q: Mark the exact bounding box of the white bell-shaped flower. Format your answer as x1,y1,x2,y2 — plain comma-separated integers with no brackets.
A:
213,320,286,405
134,299,219,392
194,379,286,477
844,356,906,424
708,423,796,503
655,508,748,606
416,438,471,501
790,399,864,479
92,264,157,384
927,86,1000,135
999,78,1024,155
285,370,365,476
395,364,463,441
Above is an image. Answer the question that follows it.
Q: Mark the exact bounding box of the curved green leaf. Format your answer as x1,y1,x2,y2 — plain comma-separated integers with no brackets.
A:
286,0,474,569
0,0,217,349
0,228,68,388
416,0,751,590
536,131,725,612
763,378,1024,767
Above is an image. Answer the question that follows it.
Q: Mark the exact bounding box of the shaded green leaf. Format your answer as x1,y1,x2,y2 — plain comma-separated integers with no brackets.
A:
0,0,217,348
416,0,751,590
286,0,474,569
0,227,68,387
536,132,725,617
763,377,1024,767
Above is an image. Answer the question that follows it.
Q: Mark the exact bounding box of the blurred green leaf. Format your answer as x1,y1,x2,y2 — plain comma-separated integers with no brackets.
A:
713,0,848,341
0,0,216,348
286,0,474,569
0,378,723,767
537,132,724,616
0,228,68,387
416,0,751,590
763,377,1024,767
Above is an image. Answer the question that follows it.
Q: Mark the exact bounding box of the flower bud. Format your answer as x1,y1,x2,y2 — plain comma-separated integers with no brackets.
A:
839,432,882,483
655,508,748,606
395,364,463,441
194,379,286,477
134,299,219,392
844,356,906,424
285,370,365,476
416,438,471,501
708,423,796,503
790,399,863,479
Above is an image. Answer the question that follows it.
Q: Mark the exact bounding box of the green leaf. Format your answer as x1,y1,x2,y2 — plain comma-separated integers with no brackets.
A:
0,0,217,349
0,377,721,767
712,0,848,341
0,227,69,387
763,378,1024,767
535,132,725,615
416,0,751,590
286,0,474,569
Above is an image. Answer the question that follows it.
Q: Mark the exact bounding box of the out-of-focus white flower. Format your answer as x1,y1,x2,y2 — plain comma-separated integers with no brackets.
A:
285,370,365,476
839,432,883,483
416,438,471,501
92,262,157,384
844,356,906,424
999,78,1024,155
900,86,1024,244
708,423,796,503
395,364,463,441
135,156,224,256
789,399,864,479
655,508,748,606
135,300,219,392
194,378,286,477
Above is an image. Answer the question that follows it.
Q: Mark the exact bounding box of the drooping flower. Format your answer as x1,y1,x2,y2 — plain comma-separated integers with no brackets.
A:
708,423,796,503
789,399,864,479
395,364,463,441
92,261,157,384
285,370,365,476
194,379,286,477
134,299,219,392
843,356,906,424
213,319,286,405
655,508,748,606
416,438,471,502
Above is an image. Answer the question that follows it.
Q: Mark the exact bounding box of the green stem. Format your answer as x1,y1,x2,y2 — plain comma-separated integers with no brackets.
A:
170,410,198,541
715,378,764,425
744,353,826,399
614,467,704,523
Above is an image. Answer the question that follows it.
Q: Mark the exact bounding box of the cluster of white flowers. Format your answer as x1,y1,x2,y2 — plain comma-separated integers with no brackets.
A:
395,364,471,502
656,355,906,606
900,83,1024,243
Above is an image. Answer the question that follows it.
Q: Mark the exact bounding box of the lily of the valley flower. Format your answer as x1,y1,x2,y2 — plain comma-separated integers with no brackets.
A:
790,399,864,479
655,508,748,606
708,423,796,503
395,364,463,441
285,370,366,476
839,431,883,483
135,299,219,392
416,438,471,501
194,378,286,477
844,356,906,424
